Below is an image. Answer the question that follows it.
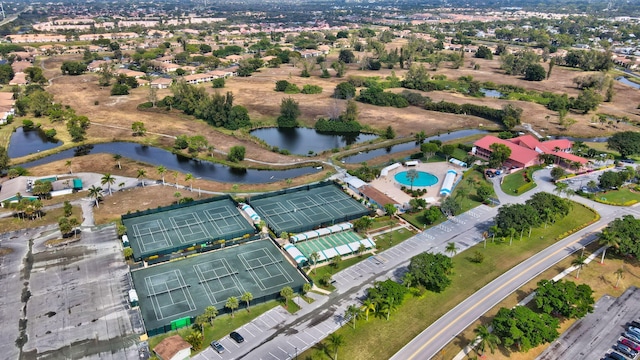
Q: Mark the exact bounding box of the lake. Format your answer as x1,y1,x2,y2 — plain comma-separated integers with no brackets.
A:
341,129,489,164
8,127,62,158
616,76,640,90
480,89,504,98
250,127,379,155
16,142,321,184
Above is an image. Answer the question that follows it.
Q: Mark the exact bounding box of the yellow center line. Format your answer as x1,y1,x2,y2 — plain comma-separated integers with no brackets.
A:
406,223,604,360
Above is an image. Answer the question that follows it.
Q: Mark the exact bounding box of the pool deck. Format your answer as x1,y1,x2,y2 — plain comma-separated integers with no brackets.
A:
369,161,461,205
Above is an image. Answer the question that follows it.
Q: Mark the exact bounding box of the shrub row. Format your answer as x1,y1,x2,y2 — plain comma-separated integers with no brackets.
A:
514,182,536,194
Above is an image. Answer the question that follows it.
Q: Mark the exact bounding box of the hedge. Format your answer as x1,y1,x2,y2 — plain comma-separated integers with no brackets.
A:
514,182,536,194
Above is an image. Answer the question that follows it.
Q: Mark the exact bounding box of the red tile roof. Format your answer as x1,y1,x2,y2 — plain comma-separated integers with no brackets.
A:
474,135,540,165
154,335,190,360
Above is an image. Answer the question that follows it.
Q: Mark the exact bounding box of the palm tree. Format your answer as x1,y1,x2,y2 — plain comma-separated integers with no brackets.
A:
203,306,218,326
360,299,376,321
508,227,516,246
113,154,122,169
194,314,207,337
474,324,501,356
554,182,570,198
280,286,294,309
406,169,419,191
379,296,396,321
137,169,147,187
482,231,489,248
445,242,459,257
345,304,360,329
225,296,239,317
327,334,345,360
572,255,588,279
156,165,167,185
101,173,116,195
65,160,73,174
173,171,180,188
241,291,253,312
88,185,102,207
614,266,625,288
185,173,194,191
489,225,499,243
402,272,415,288
310,252,320,274
598,229,619,264
587,180,598,192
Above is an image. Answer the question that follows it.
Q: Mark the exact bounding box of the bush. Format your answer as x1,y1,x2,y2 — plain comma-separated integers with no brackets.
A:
284,83,300,94
470,251,485,263
275,80,290,92
212,77,225,88
110,83,129,96
301,84,322,94
315,117,362,133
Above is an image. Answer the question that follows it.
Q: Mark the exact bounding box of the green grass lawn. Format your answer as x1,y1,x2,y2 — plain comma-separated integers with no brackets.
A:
373,228,415,252
451,167,497,213
308,255,369,291
369,215,396,231
589,187,640,205
500,167,540,195
148,301,280,355
301,202,597,360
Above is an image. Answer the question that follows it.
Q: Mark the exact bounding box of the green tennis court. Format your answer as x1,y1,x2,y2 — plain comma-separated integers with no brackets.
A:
131,239,307,336
122,196,255,261
248,182,371,235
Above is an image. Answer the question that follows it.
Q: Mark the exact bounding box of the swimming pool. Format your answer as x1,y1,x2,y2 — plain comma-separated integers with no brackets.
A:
394,171,438,187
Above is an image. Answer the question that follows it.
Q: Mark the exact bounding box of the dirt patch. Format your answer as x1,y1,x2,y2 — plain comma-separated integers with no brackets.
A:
0,247,13,256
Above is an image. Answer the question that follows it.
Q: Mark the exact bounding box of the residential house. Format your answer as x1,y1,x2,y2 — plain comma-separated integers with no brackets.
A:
150,77,173,89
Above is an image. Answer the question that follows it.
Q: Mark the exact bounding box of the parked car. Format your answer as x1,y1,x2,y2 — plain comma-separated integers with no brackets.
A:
617,343,638,358
630,320,640,329
210,340,225,353
628,327,640,340
624,331,640,344
606,351,627,360
629,325,640,335
622,338,640,352
230,331,245,343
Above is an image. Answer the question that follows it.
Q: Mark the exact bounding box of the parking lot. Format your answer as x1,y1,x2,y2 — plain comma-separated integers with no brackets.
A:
538,286,640,360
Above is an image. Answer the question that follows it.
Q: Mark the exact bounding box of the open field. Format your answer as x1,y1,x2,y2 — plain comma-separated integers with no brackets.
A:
301,202,597,360
33,50,640,186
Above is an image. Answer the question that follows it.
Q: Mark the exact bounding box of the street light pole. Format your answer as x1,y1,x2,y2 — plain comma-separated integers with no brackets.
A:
295,346,298,360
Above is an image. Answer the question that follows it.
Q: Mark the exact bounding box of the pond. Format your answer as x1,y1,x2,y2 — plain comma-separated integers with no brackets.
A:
16,142,321,184
250,127,379,155
480,88,504,98
341,129,489,164
8,127,62,158
616,76,640,90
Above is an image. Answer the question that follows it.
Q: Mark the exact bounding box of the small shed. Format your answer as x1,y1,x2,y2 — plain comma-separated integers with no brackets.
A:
128,289,138,307
154,335,191,360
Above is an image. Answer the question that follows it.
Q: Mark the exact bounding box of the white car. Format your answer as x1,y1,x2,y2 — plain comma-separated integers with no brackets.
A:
545,164,554,169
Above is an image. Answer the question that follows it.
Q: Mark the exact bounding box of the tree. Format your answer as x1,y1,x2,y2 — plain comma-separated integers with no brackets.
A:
598,171,624,190
132,121,146,136
156,166,167,185
445,242,459,257
439,144,455,162
137,169,146,187
63,200,72,217
489,143,512,168
184,330,203,350
352,216,373,233
421,142,439,161
571,88,603,114
334,82,356,99
423,206,442,225
280,286,294,309
204,306,218,326
406,169,420,191
65,160,72,174
193,314,207,337
361,299,376,321
277,97,300,128
607,131,640,158
101,173,116,195
185,173,193,191
123,247,133,260
384,203,397,216
88,185,102,208
227,146,246,162
225,296,239,317
475,45,493,60
241,291,253,312
58,217,73,237
614,266,625,288
491,306,559,352
338,49,355,63
534,279,594,318
310,251,320,274
378,296,397,321
477,184,492,203
60,61,88,75
572,254,588,279
598,229,619,264
331,61,346,77
440,196,460,217
474,324,501,355
345,304,360,329
327,333,345,360
407,252,454,293
384,125,396,139
524,64,546,81
550,167,566,180
113,154,122,169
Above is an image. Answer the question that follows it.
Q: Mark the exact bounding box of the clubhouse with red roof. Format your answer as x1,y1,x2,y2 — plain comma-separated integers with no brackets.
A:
471,134,589,170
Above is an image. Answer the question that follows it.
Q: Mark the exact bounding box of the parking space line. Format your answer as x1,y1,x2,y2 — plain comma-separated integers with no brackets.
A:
269,352,279,359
